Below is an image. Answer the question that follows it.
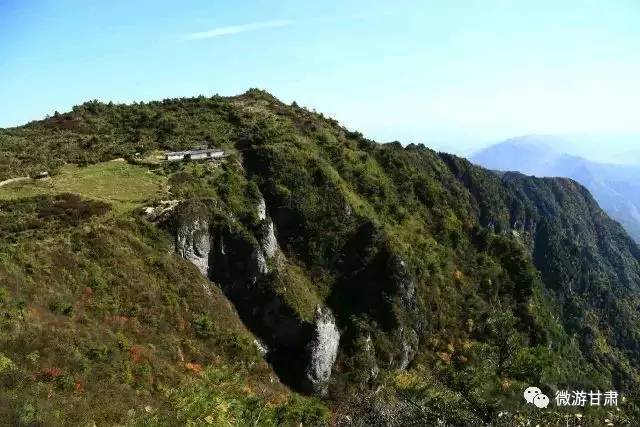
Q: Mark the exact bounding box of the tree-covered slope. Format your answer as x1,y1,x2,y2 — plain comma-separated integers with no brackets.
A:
471,136,640,242
1,90,639,425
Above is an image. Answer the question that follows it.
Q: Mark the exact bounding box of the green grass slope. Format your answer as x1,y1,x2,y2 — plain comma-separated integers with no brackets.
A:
0,161,167,212
0,188,327,423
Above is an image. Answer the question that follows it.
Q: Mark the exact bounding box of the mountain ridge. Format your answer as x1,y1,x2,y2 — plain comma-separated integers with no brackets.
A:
472,135,640,242
0,90,639,425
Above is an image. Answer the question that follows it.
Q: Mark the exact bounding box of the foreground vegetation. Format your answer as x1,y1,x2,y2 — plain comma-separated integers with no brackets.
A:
0,193,327,425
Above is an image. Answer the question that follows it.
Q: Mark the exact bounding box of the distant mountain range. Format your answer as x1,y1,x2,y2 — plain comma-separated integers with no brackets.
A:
472,135,640,242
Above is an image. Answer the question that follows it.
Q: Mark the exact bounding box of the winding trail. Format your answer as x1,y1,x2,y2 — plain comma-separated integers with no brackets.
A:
0,177,30,187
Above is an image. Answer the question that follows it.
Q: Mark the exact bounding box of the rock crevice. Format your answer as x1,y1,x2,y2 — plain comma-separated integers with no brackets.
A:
169,197,340,396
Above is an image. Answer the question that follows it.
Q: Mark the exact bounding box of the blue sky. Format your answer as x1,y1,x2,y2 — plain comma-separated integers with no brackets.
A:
1,0,639,154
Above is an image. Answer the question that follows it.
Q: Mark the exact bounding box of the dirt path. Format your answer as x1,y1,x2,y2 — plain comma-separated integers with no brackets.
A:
0,177,30,187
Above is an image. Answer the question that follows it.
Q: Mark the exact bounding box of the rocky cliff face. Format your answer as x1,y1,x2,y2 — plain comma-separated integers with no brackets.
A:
305,307,340,395
169,195,341,395
176,218,210,276
257,196,279,259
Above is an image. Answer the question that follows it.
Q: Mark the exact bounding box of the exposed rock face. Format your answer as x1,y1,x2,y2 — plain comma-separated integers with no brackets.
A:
257,197,267,221
170,198,275,284
393,258,418,314
398,329,418,370
254,339,269,357
143,200,180,222
257,196,279,259
250,247,268,282
363,334,380,382
261,220,278,259
210,231,267,286
170,198,341,396
176,218,210,277
305,307,340,396
208,224,324,394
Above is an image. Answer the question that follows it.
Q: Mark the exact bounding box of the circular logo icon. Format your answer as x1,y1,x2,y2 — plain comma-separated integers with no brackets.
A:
533,393,550,408
524,386,542,404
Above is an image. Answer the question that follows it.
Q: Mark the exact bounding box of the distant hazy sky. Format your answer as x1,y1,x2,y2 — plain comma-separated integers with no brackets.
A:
1,0,639,153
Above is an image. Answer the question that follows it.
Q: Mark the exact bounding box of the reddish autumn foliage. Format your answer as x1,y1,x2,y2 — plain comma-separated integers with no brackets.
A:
437,352,452,364
129,345,144,363
185,362,203,375
34,367,62,381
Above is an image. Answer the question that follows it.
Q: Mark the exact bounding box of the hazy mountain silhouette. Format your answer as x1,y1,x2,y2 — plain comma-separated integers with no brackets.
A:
472,135,640,242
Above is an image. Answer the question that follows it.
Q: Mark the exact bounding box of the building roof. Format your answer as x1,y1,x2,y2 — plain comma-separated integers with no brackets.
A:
165,148,224,156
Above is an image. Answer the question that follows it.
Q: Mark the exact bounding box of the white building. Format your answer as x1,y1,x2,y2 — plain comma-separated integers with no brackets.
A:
165,148,225,162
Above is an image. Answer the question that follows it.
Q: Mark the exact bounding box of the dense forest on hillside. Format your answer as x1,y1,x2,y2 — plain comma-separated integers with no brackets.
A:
1,90,639,425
